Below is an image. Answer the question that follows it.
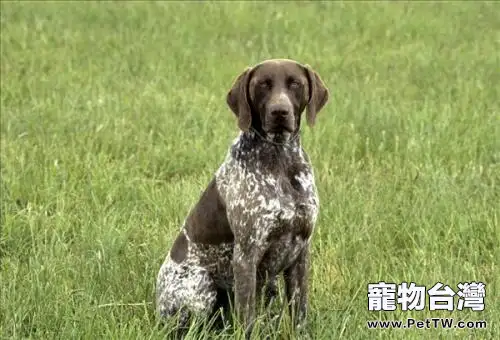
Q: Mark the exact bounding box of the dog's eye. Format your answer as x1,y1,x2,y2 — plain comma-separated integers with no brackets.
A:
289,79,302,89
258,79,272,89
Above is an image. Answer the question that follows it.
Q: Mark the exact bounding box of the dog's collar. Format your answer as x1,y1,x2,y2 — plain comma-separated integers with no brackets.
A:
250,127,300,147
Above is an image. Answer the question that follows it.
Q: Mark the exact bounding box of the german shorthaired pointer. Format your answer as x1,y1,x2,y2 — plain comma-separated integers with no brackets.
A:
156,59,329,337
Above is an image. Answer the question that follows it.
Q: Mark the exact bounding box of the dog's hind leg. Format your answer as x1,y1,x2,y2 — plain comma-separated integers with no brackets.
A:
264,277,279,307
156,258,218,336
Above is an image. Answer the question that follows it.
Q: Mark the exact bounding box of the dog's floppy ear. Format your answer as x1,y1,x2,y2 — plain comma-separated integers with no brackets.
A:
304,64,329,127
227,67,253,132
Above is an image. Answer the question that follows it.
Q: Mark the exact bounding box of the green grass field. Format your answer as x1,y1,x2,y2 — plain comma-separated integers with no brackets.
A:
1,1,499,339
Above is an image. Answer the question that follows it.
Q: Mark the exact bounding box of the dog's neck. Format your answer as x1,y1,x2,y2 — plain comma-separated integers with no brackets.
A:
230,129,303,172
239,129,301,149
248,127,300,147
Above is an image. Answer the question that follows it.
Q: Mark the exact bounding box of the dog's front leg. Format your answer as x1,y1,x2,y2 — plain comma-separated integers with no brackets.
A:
233,243,257,338
284,245,309,329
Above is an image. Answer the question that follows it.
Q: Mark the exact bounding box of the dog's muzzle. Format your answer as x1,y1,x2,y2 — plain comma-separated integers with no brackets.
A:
265,92,295,133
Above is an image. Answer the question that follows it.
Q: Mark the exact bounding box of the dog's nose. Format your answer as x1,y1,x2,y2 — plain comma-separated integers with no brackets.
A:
268,92,293,119
270,107,291,118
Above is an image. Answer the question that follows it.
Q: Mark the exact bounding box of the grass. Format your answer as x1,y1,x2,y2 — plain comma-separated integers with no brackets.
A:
1,1,499,339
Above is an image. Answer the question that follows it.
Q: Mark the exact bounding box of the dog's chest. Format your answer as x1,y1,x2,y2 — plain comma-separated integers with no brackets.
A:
220,161,318,226
253,172,318,273
219,157,318,256
256,171,318,231
215,138,319,275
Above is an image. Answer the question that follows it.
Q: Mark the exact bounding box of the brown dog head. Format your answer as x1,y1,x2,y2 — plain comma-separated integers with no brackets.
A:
227,59,329,141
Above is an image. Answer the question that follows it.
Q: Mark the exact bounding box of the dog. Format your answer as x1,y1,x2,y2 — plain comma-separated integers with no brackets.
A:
156,58,329,337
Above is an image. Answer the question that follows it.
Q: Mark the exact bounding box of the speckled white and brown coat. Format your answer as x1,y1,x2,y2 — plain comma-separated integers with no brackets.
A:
156,59,329,337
